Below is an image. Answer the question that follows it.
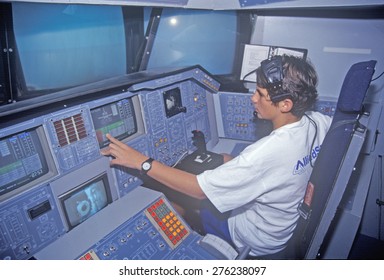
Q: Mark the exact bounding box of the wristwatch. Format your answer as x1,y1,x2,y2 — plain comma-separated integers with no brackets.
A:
141,158,154,175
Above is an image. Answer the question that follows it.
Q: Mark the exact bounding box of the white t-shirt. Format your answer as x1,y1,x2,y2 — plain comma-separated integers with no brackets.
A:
197,111,332,256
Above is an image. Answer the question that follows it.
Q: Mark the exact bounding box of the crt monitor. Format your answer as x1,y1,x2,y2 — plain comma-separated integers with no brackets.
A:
91,97,138,148
59,173,112,230
0,126,57,201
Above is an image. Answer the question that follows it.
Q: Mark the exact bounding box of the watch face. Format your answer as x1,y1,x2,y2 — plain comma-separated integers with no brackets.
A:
142,162,151,171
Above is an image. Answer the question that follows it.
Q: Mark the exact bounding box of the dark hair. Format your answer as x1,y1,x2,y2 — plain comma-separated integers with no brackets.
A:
256,55,318,117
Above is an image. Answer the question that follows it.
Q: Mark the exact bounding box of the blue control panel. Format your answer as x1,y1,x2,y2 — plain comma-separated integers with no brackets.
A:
217,92,258,141
76,194,216,260
0,184,66,260
45,107,101,173
0,66,220,260
217,91,337,142
34,187,220,260
0,64,336,260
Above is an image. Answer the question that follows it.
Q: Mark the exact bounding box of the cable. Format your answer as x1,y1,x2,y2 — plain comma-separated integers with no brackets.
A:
377,156,383,239
242,68,257,82
371,70,384,82
305,113,318,168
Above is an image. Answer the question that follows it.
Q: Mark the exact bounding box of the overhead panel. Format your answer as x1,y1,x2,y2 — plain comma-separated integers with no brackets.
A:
110,0,189,5
237,0,384,9
238,0,293,8
5,0,190,8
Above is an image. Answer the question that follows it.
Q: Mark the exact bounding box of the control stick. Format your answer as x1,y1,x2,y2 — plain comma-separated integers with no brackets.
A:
192,130,207,154
192,130,209,162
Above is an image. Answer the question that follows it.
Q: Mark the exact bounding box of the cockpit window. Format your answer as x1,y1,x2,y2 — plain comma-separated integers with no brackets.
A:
146,8,238,75
12,3,139,99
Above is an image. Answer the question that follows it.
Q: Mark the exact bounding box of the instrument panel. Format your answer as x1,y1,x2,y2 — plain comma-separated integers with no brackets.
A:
0,65,337,260
0,66,221,260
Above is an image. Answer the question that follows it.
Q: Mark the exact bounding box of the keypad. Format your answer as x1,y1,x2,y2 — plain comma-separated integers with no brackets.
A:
145,198,189,249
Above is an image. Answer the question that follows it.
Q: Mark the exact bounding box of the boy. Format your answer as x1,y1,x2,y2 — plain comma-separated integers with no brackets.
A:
102,55,332,256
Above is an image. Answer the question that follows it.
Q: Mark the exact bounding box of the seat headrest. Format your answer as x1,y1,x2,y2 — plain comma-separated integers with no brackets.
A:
337,60,377,113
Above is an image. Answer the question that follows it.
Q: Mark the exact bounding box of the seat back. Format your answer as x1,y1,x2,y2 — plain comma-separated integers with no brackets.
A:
287,60,377,259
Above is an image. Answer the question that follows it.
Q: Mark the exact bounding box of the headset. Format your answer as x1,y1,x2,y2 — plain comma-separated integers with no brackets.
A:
260,56,295,103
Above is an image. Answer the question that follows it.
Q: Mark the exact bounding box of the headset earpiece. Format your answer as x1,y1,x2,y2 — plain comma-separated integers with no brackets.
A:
261,56,284,90
261,56,294,103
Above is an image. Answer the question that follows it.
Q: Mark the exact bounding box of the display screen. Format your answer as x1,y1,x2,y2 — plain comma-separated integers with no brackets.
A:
0,128,50,197
60,174,111,230
163,87,185,118
91,98,137,148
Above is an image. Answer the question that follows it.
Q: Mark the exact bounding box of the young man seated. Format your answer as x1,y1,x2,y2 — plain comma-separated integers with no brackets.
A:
102,55,332,257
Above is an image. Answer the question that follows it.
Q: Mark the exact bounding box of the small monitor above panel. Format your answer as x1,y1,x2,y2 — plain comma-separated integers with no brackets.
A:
163,87,187,118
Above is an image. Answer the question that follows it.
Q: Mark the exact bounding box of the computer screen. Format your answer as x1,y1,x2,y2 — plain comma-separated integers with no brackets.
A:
60,173,111,230
91,98,138,148
0,126,56,200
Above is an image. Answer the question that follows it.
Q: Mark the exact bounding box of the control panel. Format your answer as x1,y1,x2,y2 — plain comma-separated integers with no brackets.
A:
215,92,258,141
77,196,200,260
34,187,220,260
113,135,150,197
0,66,221,260
215,91,337,142
0,61,341,260
45,107,100,173
0,64,339,259
132,67,220,166
0,184,66,260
